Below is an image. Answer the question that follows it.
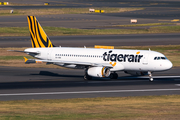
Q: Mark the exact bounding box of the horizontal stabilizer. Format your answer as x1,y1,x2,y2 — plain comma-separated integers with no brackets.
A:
8,50,40,55
24,57,43,64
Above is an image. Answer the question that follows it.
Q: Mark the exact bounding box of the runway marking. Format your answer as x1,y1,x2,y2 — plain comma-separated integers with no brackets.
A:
78,80,143,83
0,88,180,96
134,76,180,78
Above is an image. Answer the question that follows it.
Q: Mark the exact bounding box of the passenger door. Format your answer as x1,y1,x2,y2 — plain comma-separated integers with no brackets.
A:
142,53,149,65
47,50,53,60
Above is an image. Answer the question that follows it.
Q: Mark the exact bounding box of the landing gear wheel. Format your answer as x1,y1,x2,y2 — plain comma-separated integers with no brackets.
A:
84,74,92,80
149,77,153,82
110,73,118,79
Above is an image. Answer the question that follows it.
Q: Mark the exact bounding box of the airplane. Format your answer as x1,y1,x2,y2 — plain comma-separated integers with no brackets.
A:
11,16,173,82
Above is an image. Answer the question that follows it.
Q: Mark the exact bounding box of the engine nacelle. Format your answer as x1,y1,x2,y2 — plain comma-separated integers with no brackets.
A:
124,71,148,76
87,67,110,78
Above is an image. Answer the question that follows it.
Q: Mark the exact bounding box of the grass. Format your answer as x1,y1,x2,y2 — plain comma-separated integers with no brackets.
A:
0,95,180,120
1,45,180,68
0,25,180,36
0,7,143,16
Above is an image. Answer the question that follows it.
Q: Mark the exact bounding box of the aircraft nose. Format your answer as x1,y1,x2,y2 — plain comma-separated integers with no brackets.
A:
165,60,173,70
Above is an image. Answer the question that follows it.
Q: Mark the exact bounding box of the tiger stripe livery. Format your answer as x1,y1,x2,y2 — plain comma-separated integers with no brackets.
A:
27,16,55,48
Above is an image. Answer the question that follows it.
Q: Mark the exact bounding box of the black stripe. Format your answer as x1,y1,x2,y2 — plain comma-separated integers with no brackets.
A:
36,21,49,47
30,34,36,47
28,16,35,37
33,17,41,47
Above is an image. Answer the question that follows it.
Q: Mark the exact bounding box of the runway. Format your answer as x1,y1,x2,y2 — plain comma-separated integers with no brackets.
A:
0,8,179,28
2,0,180,9
0,66,180,101
0,0,180,29
0,33,180,47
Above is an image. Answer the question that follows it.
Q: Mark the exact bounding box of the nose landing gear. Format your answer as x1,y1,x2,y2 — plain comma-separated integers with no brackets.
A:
148,71,153,82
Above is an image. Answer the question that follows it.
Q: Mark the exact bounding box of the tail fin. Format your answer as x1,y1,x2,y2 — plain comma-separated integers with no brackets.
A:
27,16,55,48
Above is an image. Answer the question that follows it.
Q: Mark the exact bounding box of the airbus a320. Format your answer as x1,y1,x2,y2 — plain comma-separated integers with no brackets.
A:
11,16,173,82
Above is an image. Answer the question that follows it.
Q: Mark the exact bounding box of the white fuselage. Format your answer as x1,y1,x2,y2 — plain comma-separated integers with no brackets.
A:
25,47,173,72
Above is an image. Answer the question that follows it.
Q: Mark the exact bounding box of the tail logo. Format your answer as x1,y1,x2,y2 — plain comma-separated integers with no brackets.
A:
27,16,55,48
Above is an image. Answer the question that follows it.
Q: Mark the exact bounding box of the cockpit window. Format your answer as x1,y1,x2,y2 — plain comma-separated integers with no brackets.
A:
161,57,166,60
154,56,167,60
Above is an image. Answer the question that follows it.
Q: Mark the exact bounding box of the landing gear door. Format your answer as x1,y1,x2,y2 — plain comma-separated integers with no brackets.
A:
142,53,149,65
47,50,53,61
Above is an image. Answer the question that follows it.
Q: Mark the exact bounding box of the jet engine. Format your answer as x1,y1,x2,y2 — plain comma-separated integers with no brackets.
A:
124,71,148,76
87,67,110,77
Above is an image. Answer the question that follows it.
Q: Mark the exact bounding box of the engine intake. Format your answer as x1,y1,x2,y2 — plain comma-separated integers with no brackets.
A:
87,67,110,78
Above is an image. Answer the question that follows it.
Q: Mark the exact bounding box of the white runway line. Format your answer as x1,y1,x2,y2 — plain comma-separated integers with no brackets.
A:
78,80,141,84
0,88,180,96
131,76,180,78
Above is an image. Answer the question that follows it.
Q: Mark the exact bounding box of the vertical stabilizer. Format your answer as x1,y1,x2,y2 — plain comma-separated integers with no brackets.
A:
27,16,55,48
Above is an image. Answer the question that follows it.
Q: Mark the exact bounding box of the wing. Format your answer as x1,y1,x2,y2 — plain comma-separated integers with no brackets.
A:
9,49,113,67
24,57,113,67
50,60,113,67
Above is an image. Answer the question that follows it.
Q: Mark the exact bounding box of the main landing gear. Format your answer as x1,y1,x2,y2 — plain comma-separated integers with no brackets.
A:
148,71,153,82
84,74,92,80
84,68,92,80
110,72,118,79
